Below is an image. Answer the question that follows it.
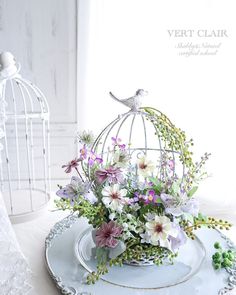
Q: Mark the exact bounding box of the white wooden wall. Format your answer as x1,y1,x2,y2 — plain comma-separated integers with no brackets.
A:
0,0,78,188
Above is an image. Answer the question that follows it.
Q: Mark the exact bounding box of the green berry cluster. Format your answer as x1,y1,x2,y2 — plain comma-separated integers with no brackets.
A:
181,216,232,239
212,242,235,270
143,107,195,169
85,242,177,284
86,264,108,284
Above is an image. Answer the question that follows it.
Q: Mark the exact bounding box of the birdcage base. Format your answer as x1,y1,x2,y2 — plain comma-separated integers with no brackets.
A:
2,188,50,223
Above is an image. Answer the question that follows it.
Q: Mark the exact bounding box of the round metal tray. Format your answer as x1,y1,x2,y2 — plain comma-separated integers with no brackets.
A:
45,215,236,295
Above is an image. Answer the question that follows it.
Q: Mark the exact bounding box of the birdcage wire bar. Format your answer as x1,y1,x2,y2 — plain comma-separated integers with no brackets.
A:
0,53,51,222
88,109,185,183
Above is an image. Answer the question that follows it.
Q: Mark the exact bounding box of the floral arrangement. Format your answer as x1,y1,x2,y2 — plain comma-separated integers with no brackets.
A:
56,107,231,284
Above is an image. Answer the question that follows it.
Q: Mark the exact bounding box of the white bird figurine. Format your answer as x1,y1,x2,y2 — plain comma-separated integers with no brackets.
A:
109,89,148,111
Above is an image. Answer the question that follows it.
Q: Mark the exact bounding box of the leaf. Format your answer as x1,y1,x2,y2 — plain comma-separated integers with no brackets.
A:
148,177,162,193
187,186,198,197
96,247,108,264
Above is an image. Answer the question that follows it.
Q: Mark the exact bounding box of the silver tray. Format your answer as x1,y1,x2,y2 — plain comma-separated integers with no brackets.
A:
45,214,236,295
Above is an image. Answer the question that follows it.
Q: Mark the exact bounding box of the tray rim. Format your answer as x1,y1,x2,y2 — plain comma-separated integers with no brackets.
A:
45,213,236,295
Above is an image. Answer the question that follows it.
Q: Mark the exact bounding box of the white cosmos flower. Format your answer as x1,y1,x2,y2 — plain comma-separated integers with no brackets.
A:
102,184,128,213
137,156,155,177
145,215,178,249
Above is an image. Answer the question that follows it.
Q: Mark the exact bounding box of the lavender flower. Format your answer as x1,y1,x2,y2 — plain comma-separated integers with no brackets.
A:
62,158,81,173
95,221,123,248
56,176,90,201
160,193,199,217
95,166,123,184
169,223,187,252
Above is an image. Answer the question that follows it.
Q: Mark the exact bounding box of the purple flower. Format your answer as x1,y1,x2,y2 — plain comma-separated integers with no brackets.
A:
88,151,103,166
80,144,87,160
111,137,126,150
169,223,187,252
160,193,175,207
62,158,81,173
95,166,123,184
95,221,123,248
144,190,160,205
56,176,90,201
168,160,175,171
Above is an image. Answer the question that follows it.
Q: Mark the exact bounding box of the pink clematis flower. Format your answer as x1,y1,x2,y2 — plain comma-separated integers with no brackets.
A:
62,158,81,173
95,221,123,248
95,166,123,184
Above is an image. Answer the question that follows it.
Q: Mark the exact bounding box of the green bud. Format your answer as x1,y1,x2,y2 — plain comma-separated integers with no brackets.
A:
222,258,231,268
228,253,235,261
214,263,221,270
222,252,229,259
214,242,221,249
213,252,221,260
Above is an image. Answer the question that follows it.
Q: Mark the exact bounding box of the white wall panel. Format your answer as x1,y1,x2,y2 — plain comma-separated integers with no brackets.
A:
0,0,78,185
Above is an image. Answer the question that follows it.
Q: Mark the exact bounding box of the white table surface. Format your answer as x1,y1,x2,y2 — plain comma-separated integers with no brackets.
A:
11,198,236,295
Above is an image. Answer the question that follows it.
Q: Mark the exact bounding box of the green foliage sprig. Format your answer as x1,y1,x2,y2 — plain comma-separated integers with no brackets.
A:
55,196,106,227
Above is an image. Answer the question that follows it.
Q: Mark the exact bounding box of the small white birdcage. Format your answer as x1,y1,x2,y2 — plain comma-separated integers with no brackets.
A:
0,52,51,223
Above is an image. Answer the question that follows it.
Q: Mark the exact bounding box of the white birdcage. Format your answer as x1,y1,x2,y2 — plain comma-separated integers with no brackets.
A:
89,91,187,184
0,52,51,223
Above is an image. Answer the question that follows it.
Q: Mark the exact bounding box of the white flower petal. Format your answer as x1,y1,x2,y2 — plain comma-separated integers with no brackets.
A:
119,188,127,197
102,196,111,207
102,186,112,196
112,183,119,192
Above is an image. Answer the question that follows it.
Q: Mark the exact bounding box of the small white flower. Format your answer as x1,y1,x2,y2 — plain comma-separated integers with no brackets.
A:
140,232,151,244
129,225,136,231
137,156,155,177
102,184,128,213
130,203,141,211
126,214,133,220
145,215,178,249
109,212,116,220
122,223,128,229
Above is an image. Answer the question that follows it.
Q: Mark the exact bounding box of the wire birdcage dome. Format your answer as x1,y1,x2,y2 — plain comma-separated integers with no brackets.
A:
88,90,191,186
0,52,51,223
